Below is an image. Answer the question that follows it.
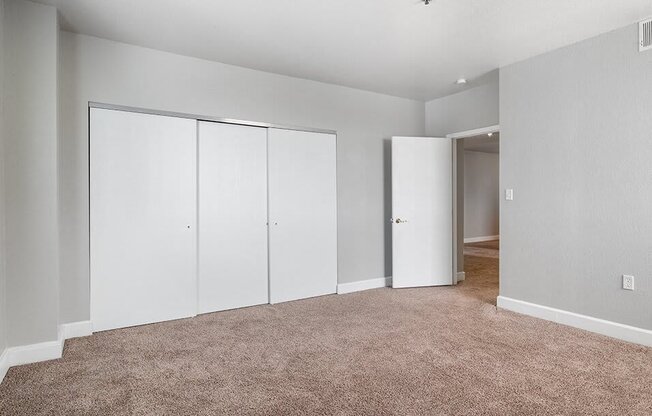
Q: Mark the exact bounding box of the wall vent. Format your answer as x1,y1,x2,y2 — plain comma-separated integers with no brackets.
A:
640,18,652,52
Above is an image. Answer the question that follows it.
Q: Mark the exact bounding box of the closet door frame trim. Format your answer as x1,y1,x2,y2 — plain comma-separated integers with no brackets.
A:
89,102,337,135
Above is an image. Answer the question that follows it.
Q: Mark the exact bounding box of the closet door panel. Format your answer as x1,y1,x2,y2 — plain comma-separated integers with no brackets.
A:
268,129,337,303
198,122,269,313
90,109,197,332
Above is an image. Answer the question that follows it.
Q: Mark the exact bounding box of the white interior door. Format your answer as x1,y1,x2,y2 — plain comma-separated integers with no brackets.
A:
90,109,197,332
268,129,337,303
198,122,269,313
392,137,453,288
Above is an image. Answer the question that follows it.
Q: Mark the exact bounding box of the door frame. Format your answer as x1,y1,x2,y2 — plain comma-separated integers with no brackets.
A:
446,124,500,285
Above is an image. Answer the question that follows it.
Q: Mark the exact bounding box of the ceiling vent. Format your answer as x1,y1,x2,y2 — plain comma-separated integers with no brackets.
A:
640,18,652,52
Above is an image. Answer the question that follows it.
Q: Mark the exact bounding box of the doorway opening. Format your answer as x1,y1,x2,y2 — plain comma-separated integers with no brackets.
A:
449,126,500,298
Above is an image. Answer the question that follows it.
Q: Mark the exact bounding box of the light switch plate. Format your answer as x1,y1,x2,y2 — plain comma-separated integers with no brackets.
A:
505,189,514,201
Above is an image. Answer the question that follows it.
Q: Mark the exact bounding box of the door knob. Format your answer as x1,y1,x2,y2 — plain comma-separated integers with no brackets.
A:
395,218,408,224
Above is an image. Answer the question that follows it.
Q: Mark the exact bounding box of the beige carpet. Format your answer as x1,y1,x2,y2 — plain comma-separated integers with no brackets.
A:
1,251,651,415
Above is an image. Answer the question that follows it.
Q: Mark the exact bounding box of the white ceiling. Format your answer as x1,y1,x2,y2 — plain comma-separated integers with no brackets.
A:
35,0,652,100
464,133,499,154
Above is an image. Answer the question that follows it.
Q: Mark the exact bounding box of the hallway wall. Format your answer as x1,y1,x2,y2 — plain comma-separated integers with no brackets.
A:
464,151,499,240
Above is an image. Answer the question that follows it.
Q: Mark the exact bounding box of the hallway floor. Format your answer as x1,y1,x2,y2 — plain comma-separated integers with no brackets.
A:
1,244,651,415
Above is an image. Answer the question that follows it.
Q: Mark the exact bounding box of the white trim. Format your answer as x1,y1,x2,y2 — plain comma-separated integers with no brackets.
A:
90,102,337,135
0,349,8,383
337,277,392,294
452,140,458,285
497,296,652,347
0,321,93,383
464,235,499,243
446,125,500,140
5,337,63,368
457,271,466,282
448,124,500,290
61,321,93,340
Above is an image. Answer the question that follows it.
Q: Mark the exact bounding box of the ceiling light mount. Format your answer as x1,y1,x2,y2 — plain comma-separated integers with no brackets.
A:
455,78,467,85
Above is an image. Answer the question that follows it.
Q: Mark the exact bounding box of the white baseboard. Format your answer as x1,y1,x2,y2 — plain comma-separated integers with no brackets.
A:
5,336,64,368
337,277,392,294
457,271,466,282
0,320,93,384
61,321,93,340
0,349,8,383
464,235,499,243
497,296,652,347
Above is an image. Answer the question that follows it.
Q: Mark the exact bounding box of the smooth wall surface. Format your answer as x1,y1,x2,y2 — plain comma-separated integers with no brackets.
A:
425,74,499,274
425,73,499,137
59,32,425,323
3,0,59,346
464,151,499,239
0,0,7,355
500,24,652,329
388,78,496,281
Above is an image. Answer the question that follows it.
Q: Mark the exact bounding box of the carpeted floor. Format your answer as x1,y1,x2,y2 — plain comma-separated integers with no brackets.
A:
1,245,651,415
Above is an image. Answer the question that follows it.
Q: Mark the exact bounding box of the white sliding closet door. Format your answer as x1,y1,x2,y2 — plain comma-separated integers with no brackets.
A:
90,109,197,332
198,122,269,313
268,129,337,303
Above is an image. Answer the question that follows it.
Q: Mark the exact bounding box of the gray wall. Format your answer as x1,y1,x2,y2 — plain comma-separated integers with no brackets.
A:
426,73,499,274
0,0,7,355
500,24,652,329
3,0,59,346
59,32,425,324
425,72,499,137
464,151,499,239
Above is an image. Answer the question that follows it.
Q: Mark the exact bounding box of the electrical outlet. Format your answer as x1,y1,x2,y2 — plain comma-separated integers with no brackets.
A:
505,189,514,201
622,275,635,291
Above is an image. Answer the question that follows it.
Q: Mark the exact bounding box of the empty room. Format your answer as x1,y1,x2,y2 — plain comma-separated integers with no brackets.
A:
0,0,651,414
